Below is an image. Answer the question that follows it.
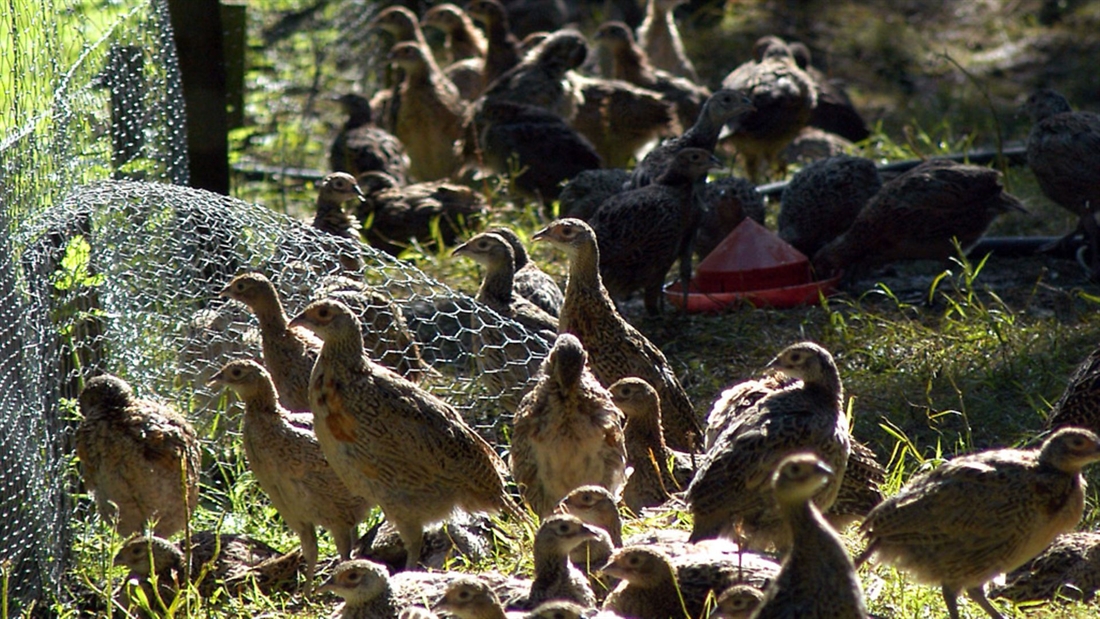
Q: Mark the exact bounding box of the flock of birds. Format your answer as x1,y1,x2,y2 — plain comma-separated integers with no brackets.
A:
71,0,1100,617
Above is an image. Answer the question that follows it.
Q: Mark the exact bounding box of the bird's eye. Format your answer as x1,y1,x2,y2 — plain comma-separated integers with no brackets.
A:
346,571,360,582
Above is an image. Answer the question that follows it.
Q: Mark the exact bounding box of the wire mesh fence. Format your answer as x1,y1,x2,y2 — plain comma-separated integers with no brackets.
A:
1,0,550,613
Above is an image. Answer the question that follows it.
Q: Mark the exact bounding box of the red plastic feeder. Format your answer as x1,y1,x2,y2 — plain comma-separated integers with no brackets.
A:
666,218,841,312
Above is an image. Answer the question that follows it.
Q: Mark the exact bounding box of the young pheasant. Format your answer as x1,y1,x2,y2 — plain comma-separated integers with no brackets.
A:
289,298,521,569
208,359,370,587
76,374,200,537
532,218,703,452
858,427,1100,619
510,333,627,517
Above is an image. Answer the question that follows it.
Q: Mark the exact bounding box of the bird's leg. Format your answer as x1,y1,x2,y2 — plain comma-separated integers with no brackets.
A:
942,585,962,619
397,522,425,570
333,523,357,561
967,585,1006,619
1079,204,1100,281
298,525,318,594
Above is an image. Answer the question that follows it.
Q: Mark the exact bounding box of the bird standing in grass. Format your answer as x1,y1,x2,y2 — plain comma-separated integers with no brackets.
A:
590,148,721,315
510,333,627,517
533,218,703,452
329,93,410,185
720,38,817,182
857,427,1100,619
386,41,468,181
76,374,200,537
1022,88,1100,277
528,514,604,608
208,359,370,588
687,342,850,552
811,159,1025,277
608,377,694,512
750,453,868,619
290,298,522,570
321,558,467,618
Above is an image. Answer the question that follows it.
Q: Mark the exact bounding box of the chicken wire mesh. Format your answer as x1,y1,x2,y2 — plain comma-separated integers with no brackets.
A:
1,0,550,613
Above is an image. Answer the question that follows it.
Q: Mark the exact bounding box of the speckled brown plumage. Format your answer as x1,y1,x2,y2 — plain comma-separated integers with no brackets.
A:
825,438,885,531
627,89,754,190
811,159,1025,277
465,98,602,202
687,342,851,551
787,41,870,144
532,218,703,452
567,74,680,170
693,176,765,261
600,546,779,619
778,155,882,258
636,0,697,82
704,374,787,451
1023,89,1100,276
751,454,868,619
386,41,467,181
991,531,1100,604
487,226,563,318
467,0,522,90
321,558,468,618
317,275,435,384
114,532,293,601
558,169,631,222
355,512,494,572
481,30,588,122
608,377,694,512
556,485,622,582
594,21,709,131
1046,347,1100,436
782,126,855,165
453,231,556,412
330,93,411,186
220,271,320,412
422,4,487,100
590,148,721,314
289,298,521,569
423,4,487,63
712,585,765,619
313,172,365,241
75,374,200,537
857,427,1100,619
357,170,488,256
208,360,370,586
528,514,602,607
433,576,516,619
510,333,627,517
720,38,817,182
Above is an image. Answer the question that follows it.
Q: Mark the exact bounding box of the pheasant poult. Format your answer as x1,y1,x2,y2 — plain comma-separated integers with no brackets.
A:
533,218,704,452
75,374,200,537
688,342,851,552
290,298,522,569
858,427,1100,619
208,359,370,587
509,333,628,517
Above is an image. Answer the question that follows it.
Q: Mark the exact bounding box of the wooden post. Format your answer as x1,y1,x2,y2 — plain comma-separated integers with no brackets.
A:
221,3,247,130
167,0,230,194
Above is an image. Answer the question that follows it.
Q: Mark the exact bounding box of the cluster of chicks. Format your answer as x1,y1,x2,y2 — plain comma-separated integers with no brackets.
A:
78,0,1100,617
321,0,1099,319
82,214,1100,619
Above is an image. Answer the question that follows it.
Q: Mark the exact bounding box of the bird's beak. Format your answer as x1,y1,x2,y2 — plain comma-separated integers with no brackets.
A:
206,370,225,388
707,154,724,170
580,523,604,540
353,183,366,202
288,311,309,330
531,226,551,242
316,574,336,595
451,241,469,256
815,460,835,477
